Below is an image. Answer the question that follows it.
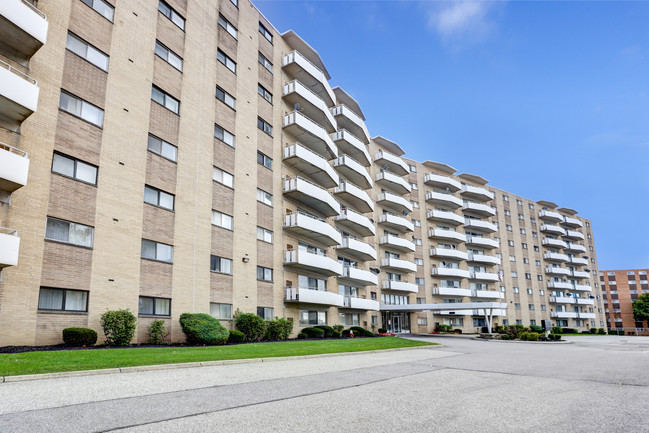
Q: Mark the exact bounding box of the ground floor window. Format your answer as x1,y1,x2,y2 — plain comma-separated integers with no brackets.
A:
473,318,486,327
210,302,232,320
417,317,428,326
139,296,171,316
371,315,378,325
257,307,274,320
556,320,568,327
530,320,536,326
340,313,359,326
300,310,326,325
443,318,464,327
574,320,584,327
38,287,88,312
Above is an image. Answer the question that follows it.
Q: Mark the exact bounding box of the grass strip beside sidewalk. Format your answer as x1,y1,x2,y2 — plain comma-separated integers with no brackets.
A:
0,337,436,377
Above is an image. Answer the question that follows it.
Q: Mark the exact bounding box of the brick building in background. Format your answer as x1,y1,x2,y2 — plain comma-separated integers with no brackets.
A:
600,270,649,335
0,0,604,345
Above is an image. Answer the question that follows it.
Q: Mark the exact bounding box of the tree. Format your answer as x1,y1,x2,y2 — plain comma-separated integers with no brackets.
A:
632,293,649,322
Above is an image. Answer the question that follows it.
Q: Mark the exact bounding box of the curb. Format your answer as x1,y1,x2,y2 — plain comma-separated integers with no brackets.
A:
1,344,442,383
473,337,572,344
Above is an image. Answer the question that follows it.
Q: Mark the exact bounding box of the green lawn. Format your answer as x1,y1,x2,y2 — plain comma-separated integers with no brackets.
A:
0,337,435,377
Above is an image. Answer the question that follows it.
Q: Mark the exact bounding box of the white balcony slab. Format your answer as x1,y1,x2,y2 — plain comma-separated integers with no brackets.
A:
473,290,505,300
540,224,566,235
430,248,469,261
544,252,570,262
343,296,380,311
376,191,412,214
284,249,342,276
462,201,496,217
331,104,370,143
425,191,463,208
465,236,499,249
331,129,371,166
335,208,375,237
572,284,592,292
339,265,378,286
460,184,494,202
283,143,339,188
428,228,466,243
563,230,585,240
431,267,471,279
549,297,595,306
432,287,470,297
375,170,411,195
468,252,501,265
0,60,39,128
568,256,589,266
381,280,418,293
283,111,337,160
374,150,408,176
564,242,587,253
284,287,344,307
333,154,372,189
545,267,571,276
283,176,340,217
539,209,563,223
283,80,336,132
542,238,568,249
424,173,461,191
334,180,373,213
0,0,48,61
0,142,28,192
283,212,342,247
571,270,590,279
0,227,20,268
464,218,497,233
561,216,583,228
380,235,416,253
470,271,499,282
427,209,464,226
381,257,417,273
282,50,335,106
337,237,377,261
378,213,413,232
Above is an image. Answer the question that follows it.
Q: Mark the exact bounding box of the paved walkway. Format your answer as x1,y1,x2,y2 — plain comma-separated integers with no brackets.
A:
1,336,648,432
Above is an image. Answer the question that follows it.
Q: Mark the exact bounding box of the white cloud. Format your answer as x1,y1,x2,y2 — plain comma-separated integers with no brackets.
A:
425,1,499,44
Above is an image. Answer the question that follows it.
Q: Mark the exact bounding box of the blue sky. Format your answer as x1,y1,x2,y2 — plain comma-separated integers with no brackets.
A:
255,0,649,270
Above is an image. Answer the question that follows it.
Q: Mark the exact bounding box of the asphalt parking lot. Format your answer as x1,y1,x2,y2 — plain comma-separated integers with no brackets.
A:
1,335,648,432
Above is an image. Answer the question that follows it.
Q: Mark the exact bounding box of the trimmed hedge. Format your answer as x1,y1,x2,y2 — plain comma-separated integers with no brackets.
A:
500,334,510,340
378,328,388,334
62,327,97,347
530,325,543,333
179,313,229,345
264,317,293,341
551,326,563,334
453,329,463,334
314,325,335,338
234,312,266,342
297,332,308,339
597,328,606,335
350,326,374,337
561,327,576,334
301,327,325,338
101,309,137,346
227,329,245,344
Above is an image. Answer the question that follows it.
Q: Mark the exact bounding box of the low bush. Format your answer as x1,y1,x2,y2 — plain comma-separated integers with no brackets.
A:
538,335,548,341
101,309,137,346
551,326,563,335
265,317,293,341
548,333,562,341
350,326,374,337
495,325,506,334
589,328,598,334
227,329,245,344
62,327,97,347
332,324,344,338
147,320,169,344
179,313,229,345
627,331,636,336
435,324,453,333
378,327,387,334
527,332,539,341
520,332,530,341
500,334,510,340
453,329,462,334
561,327,576,334
342,329,352,337
530,325,543,333
314,325,335,338
234,312,266,342
597,328,606,335
297,332,308,339
301,327,325,339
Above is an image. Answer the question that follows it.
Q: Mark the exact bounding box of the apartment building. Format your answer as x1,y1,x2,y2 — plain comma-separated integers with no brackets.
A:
600,269,649,335
0,0,605,346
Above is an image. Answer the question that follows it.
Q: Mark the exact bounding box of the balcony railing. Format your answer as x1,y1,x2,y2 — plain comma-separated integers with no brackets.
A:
424,173,461,191
282,50,335,105
340,265,378,286
379,235,416,252
539,209,563,222
465,236,499,249
283,80,336,132
285,287,344,307
343,296,380,311
338,236,377,261
425,191,463,208
331,129,371,166
464,218,497,232
377,213,413,232
427,209,464,225
335,208,375,237
334,180,374,213
283,176,340,217
0,0,48,61
428,228,466,243
462,200,496,217
381,280,418,293
460,184,494,202
0,58,39,128
283,143,339,188
333,154,372,189
381,257,417,272
467,252,501,265
283,111,337,159
376,191,412,213
331,104,370,143
283,211,342,247
374,150,408,175
431,267,471,279
430,247,469,261
284,249,342,276
0,227,20,268
0,141,29,192
375,170,411,195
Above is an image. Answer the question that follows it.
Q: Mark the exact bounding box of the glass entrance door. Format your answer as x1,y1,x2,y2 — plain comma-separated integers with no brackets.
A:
392,315,401,333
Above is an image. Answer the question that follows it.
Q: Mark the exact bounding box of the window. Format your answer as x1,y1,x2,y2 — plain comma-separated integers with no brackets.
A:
155,41,182,71
529,304,535,310
217,49,237,73
66,32,109,71
257,266,273,282
534,246,540,252
535,260,541,266
258,52,273,73
213,167,234,188
416,277,425,285
210,255,233,274
506,225,512,231
257,151,272,170
522,243,528,249
412,219,421,227
257,188,273,206
411,201,419,208
539,290,545,296
530,217,536,224
152,86,179,114
144,185,174,210
516,200,522,206
527,288,533,294
139,296,171,316
525,273,531,280
300,310,326,325
45,217,94,248
537,275,543,281
518,214,524,220
259,22,272,42
212,86,237,111
340,312,360,326
147,134,178,162
214,124,235,147
257,117,273,136
218,14,238,39
503,195,509,202
509,256,516,262
532,231,538,238
414,258,424,266
523,258,529,264
414,238,422,246
417,317,428,326
81,0,114,21
530,320,536,326
409,164,417,173
212,210,233,230
257,226,273,243
211,303,232,320
410,182,418,190
52,153,98,185
515,303,521,310
38,287,88,312
141,239,173,262
257,307,274,320
513,287,520,293
158,0,185,30
258,84,273,103
512,272,518,278
59,91,104,127
520,228,526,235
541,305,547,311
529,204,534,210
508,240,514,247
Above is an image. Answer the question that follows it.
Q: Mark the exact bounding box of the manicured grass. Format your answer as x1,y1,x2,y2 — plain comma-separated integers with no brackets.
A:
0,337,436,377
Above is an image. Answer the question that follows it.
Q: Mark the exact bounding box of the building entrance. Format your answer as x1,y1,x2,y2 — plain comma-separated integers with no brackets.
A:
382,312,410,333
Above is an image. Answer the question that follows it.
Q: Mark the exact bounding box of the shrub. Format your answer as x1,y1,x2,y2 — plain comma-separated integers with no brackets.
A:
234,312,267,342
627,331,636,336
378,327,387,334
520,332,530,341
350,326,374,337
549,333,562,341
597,328,606,335
179,313,229,345
500,334,510,340
227,329,245,344
342,329,352,337
147,320,169,344
589,328,598,334
495,325,505,334
62,327,97,347
551,326,563,335
265,317,293,341
539,335,548,341
301,327,325,339
481,326,489,333
297,332,308,339
332,324,344,338
530,325,543,333
454,329,463,334
100,309,137,346
562,327,576,334
527,332,539,341
314,325,334,338
435,324,453,333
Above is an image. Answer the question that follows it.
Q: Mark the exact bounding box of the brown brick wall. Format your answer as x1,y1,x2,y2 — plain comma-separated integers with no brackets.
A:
40,242,93,290
139,259,173,298
47,174,97,226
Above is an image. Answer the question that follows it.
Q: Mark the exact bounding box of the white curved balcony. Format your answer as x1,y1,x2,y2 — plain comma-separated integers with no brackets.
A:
561,216,583,228
380,235,416,253
539,209,563,223
334,180,373,213
563,230,585,241
570,269,589,279
0,59,39,128
331,104,370,143
427,209,464,226
542,238,567,249
343,296,380,311
374,150,408,176
429,228,466,243
547,281,573,290
424,173,461,191
472,309,506,317
544,252,570,262
381,257,417,273
425,191,463,208
568,256,589,266
0,142,29,192
430,248,468,261
463,218,497,233
334,154,372,189
283,176,340,217
462,201,496,217
376,191,412,214
467,252,500,265
460,184,494,202
376,170,411,195
0,227,20,268
283,80,336,133
282,50,335,106
285,287,344,307
378,213,413,232
0,0,48,62
284,249,342,276
432,267,471,279
540,224,566,236
331,129,371,166
283,111,337,160
572,284,593,292
473,290,505,300
340,265,378,286
465,236,499,249
549,297,595,306
337,237,377,262
283,212,342,247
564,242,587,253
551,311,579,319
381,280,418,293
470,271,499,282
283,143,339,189
432,287,470,297
545,267,571,276
335,208,375,237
